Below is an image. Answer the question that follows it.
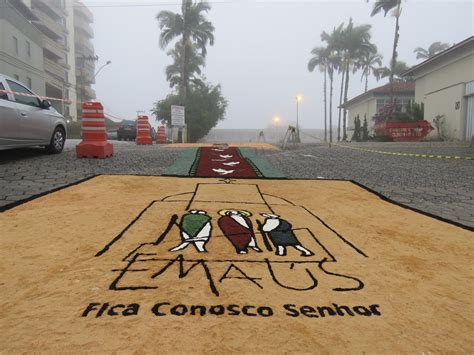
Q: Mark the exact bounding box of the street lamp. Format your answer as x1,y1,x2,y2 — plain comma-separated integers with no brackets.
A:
93,60,112,80
295,95,302,143
272,116,281,125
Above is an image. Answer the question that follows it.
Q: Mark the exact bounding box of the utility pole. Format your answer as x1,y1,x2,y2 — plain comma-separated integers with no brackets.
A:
295,95,302,143
76,55,98,109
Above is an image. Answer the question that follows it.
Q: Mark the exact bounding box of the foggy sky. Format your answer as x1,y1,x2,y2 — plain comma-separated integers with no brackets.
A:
86,0,473,129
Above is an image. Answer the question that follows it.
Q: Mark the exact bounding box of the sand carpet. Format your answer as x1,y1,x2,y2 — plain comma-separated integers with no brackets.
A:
0,175,472,352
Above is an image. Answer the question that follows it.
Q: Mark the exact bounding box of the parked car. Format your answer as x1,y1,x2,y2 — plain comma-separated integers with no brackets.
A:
0,74,67,153
117,120,156,141
150,126,157,141
107,129,118,140
117,120,136,141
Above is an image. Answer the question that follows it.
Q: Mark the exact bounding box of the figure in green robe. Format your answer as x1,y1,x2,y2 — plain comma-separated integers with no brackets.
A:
169,210,212,253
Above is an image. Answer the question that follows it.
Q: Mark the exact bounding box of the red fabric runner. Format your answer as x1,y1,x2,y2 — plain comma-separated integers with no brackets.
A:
195,147,258,178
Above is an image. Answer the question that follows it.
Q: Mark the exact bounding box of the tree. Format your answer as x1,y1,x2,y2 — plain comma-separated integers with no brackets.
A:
334,19,373,141
152,81,227,142
157,0,215,103
359,48,383,92
369,0,402,99
352,115,361,141
308,46,330,142
166,42,205,89
414,41,450,60
321,24,344,142
362,115,369,141
375,60,413,82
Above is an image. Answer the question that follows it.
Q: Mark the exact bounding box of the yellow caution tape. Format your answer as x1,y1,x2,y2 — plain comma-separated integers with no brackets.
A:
332,143,473,160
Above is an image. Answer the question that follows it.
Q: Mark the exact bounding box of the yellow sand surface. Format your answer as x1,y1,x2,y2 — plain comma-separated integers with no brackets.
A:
165,142,279,150
0,175,472,353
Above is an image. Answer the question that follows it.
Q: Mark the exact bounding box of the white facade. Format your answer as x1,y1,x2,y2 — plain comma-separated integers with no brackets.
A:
0,0,95,122
403,37,474,141
0,0,45,95
343,83,415,137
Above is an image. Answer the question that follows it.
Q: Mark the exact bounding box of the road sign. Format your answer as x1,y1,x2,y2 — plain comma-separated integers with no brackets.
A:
171,105,185,127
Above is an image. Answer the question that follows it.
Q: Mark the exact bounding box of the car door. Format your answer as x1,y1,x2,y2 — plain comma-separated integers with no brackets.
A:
0,81,22,146
6,79,52,144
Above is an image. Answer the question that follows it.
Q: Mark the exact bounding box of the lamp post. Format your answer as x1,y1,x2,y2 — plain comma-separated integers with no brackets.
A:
272,116,281,126
93,60,112,80
295,95,302,143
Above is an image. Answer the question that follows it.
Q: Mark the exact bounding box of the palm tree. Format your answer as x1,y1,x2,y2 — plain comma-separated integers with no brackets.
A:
359,49,383,92
337,19,373,141
414,41,450,60
166,43,205,89
375,60,412,82
369,0,402,99
157,0,215,103
321,24,344,141
308,46,330,142
326,53,337,144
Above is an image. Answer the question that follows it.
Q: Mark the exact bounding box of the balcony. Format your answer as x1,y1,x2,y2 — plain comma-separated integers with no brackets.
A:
84,86,96,100
33,0,68,20
32,8,68,40
76,67,95,86
74,1,94,22
74,16,94,38
42,35,66,60
75,41,94,58
76,84,96,101
44,57,67,82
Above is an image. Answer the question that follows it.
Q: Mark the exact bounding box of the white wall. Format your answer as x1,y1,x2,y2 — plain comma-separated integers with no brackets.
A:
414,50,474,140
0,18,45,95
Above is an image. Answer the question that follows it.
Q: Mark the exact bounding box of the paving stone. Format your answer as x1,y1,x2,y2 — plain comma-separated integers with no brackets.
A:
1,140,473,228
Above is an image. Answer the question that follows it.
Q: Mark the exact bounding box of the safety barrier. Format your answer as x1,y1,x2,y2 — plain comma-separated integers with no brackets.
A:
333,143,473,160
135,115,153,145
76,102,113,159
157,125,166,144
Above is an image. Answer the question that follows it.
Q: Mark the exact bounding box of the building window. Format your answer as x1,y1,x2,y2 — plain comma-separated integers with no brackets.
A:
12,36,18,55
376,97,412,113
27,77,32,89
26,40,31,57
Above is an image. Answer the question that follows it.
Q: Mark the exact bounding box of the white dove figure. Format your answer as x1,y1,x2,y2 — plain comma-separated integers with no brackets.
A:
223,162,240,166
212,168,235,175
219,154,233,159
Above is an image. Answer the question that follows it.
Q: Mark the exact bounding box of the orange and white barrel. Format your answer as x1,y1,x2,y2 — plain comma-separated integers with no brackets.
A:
156,125,166,144
135,115,153,145
76,102,113,158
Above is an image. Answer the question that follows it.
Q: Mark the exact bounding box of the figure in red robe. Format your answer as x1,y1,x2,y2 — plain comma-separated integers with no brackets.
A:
218,210,262,254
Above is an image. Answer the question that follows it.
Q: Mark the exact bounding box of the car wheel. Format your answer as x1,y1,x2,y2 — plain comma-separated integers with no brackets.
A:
45,126,66,154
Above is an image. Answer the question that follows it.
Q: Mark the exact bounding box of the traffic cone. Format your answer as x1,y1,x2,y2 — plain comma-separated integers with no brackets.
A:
156,125,166,144
136,115,153,145
76,102,113,159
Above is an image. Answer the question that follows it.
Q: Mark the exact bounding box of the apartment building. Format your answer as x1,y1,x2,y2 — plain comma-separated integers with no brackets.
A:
0,0,45,94
72,0,96,114
0,0,96,121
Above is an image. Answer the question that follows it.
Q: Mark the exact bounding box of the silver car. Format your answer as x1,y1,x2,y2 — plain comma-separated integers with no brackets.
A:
0,74,67,153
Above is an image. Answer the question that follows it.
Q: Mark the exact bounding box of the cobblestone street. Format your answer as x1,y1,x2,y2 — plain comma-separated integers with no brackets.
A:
259,142,474,228
1,140,473,228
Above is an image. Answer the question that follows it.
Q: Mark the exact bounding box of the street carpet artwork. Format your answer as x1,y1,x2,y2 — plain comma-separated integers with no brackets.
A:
163,145,285,178
0,175,473,352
